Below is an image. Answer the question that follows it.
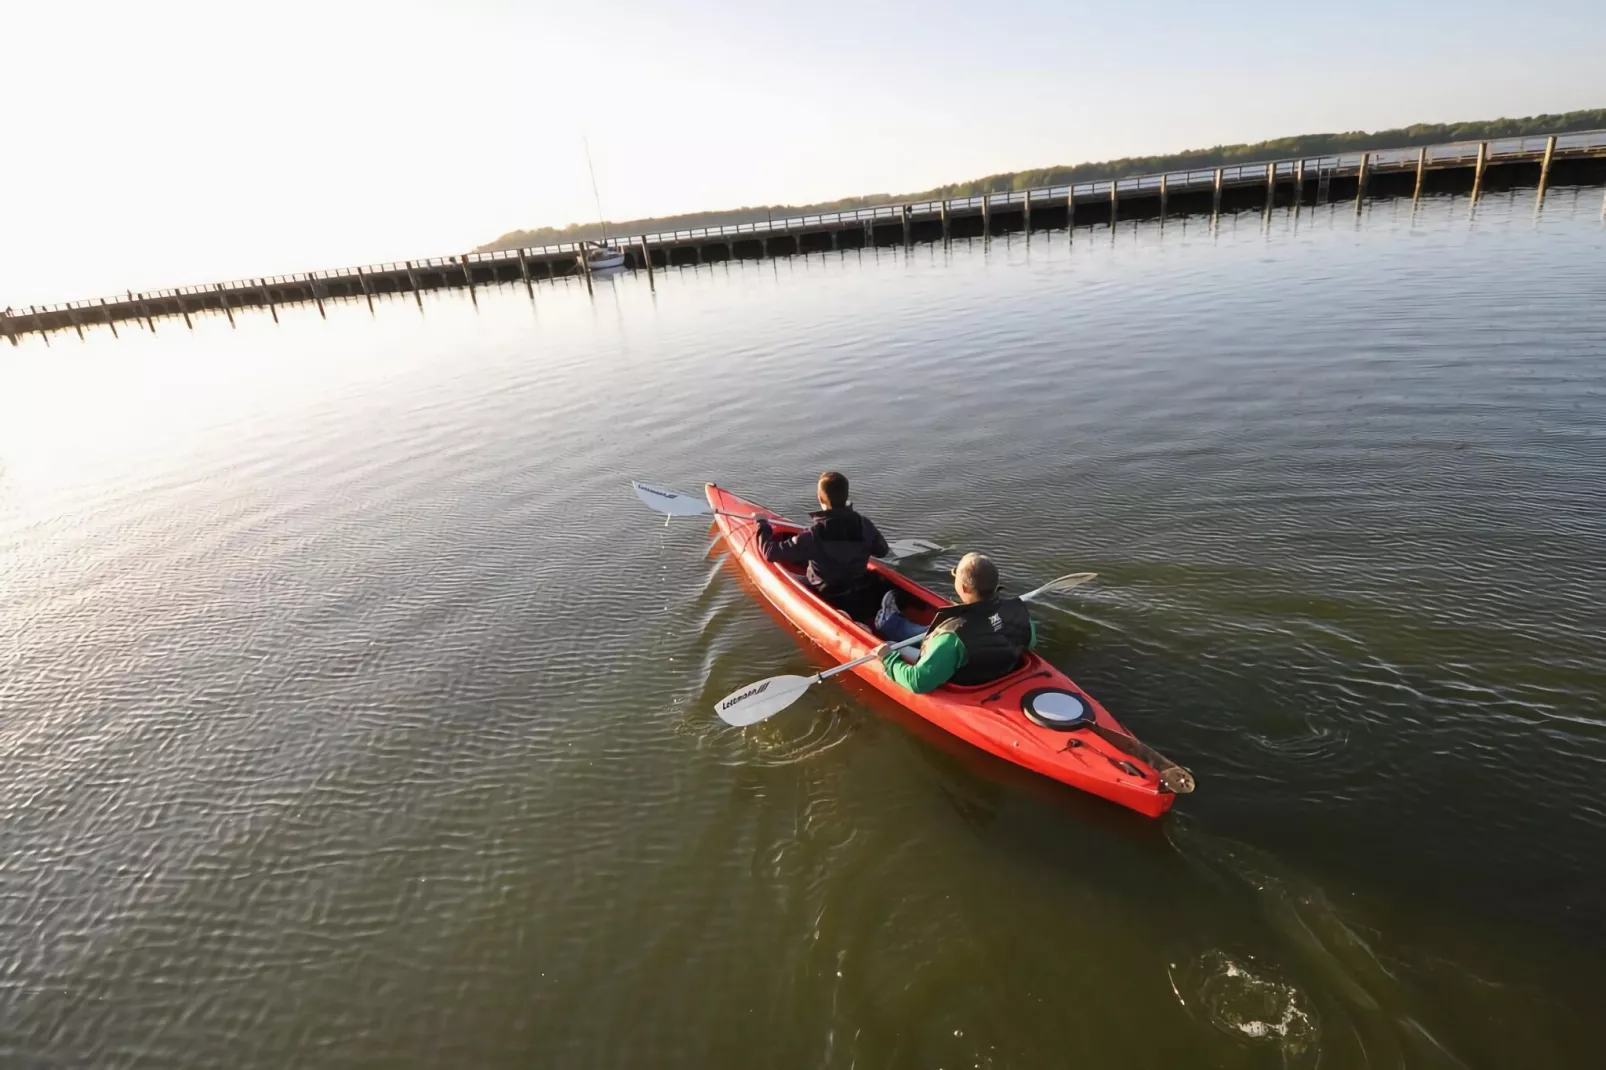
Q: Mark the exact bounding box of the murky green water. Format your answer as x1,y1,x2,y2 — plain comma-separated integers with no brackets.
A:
3,188,1604,1068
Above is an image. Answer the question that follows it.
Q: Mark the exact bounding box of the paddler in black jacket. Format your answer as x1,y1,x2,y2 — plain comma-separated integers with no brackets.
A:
875,552,1037,692
755,471,889,621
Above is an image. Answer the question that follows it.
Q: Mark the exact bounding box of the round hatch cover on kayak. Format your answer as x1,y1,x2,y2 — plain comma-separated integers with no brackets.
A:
1021,688,1093,730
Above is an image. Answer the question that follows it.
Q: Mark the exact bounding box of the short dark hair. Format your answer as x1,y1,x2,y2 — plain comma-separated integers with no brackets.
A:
817,471,849,509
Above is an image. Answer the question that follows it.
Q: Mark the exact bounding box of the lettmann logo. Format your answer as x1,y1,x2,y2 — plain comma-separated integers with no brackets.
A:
720,680,769,710
639,485,677,500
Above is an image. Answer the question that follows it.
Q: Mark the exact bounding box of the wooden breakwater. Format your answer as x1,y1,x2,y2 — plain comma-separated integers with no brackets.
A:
6,130,1606,345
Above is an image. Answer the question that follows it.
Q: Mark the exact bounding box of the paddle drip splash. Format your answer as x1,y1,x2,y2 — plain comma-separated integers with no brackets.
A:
1168,950,1318,1056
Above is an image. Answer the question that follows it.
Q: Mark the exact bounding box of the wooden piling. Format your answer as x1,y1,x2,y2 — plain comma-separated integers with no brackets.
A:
1023,190,1033,231
901,203,912,247
578,243,593,295
981,194,991,236
1264,162,1275,210
1212,167,1223,219
1158,174,1169,218
405,261,423,308
131,291,155,332
460,254,475,295
1536,135,1557,200
29,306,50,344
1471,141,1488,201
517,248,534,297
356,267,374,313
638,237,654,290
1355,152,1370,211
68,304,84,340
216,284,235,327
1293,159,1304,207
309,274,326,318
175,290,193,329
1412,146,1428,201
100,297,118,338
940,199,951,241
2,308,16,346
1066,188,1076,231
261,280,279,322
1109,180,1118,227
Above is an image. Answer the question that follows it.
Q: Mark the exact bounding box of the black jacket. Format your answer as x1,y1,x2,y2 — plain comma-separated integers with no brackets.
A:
756,506,889,600
928,596,1034,685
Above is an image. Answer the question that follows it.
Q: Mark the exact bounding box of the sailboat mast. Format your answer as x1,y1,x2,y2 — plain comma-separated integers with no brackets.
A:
583,136,609,243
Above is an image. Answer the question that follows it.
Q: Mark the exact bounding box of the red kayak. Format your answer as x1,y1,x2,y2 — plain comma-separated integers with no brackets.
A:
707,484,1180,818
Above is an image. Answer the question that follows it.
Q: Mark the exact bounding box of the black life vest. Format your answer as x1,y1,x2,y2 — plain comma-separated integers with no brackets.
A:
928,596,1033,686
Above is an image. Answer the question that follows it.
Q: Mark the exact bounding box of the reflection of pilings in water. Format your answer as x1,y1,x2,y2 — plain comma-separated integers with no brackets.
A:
9,130,1606,340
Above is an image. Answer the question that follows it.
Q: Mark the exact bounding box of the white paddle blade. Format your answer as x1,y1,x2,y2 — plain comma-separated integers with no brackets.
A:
883,538,947,564
633,481,712,518
714,674,815,727
1020,572,1097,603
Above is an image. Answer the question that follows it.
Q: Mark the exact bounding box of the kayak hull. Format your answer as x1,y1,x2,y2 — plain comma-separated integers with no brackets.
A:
707,484,1176,818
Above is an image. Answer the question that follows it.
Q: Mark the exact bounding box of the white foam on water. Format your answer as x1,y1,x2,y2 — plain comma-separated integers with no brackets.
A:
1169,950,1320,1056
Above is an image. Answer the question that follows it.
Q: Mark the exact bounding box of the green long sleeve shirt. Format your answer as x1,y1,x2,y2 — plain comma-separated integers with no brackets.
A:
880,620,1037,693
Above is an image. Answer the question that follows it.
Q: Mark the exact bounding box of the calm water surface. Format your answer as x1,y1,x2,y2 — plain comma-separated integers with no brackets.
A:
3,190,1605,1068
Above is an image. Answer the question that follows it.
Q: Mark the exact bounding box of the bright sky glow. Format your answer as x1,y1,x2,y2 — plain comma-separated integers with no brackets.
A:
2,0,1600,304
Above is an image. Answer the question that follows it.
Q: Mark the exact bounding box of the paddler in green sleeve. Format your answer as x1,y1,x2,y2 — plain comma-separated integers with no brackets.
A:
875,553,1037,694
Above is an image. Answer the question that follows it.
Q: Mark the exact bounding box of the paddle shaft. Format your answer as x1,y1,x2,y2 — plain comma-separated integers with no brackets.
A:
817,633,923,682
815,579,1081,685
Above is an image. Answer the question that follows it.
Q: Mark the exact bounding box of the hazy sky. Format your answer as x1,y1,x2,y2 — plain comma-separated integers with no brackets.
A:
3,0,1600,304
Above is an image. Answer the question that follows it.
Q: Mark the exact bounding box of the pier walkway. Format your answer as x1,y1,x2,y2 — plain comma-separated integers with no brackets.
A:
5,130,1605,343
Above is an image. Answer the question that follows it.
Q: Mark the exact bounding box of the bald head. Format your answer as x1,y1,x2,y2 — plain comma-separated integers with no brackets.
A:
954,552,1000,603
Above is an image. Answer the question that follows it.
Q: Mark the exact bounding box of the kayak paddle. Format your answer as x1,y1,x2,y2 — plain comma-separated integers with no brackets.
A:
714,571,1098,727
633,481,761,522
632,481,947,563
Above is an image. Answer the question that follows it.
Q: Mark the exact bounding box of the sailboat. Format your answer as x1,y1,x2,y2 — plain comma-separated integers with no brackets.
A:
583,138,627,272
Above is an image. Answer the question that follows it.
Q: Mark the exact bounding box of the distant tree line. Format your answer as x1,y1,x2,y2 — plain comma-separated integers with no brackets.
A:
477,108,1604,251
